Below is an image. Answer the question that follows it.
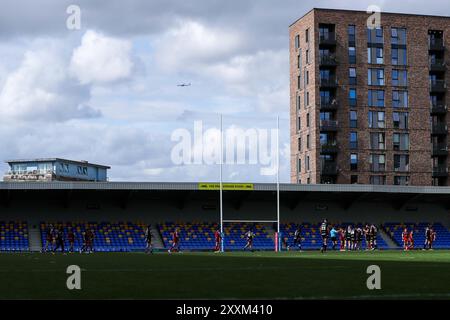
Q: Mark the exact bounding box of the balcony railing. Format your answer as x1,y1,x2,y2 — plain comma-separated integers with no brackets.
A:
319,55,338,67
320,120,338,131
429,38,445,51
320,76,337,88
319,33,336,46
430,79,447,92
432,143,448,156
432,165,448,177
320,99,339,111
320,143,338,154
321,162,338,175
431,104,447,115
429,58,446,72
431,123,448,135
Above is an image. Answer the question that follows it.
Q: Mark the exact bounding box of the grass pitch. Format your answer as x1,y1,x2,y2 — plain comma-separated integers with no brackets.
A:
0,250,449,299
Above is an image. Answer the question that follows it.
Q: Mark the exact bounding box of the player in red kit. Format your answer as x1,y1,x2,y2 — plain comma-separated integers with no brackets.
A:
408,230,414,250
402,227,409,251
214,228,222,252
67,228,75,253
168,228,180,253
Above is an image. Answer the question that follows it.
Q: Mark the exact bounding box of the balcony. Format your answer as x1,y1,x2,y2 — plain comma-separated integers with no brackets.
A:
429,38,445,51
319,55,338,67
320,120,338,132
321,162,338,175
431,123,448,136
320,143,338,154
430,79,447,93
320,99,338,111
320,76,337,88
431,104,447,115
319,33,336,46
432,165,448,177
432,143,448,156
429,59,446,72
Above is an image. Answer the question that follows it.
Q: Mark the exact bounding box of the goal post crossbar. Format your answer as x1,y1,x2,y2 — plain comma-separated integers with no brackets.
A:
222,220,278,223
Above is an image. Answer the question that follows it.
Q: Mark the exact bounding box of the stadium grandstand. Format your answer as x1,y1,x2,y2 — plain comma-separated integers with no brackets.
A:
1,181,450,252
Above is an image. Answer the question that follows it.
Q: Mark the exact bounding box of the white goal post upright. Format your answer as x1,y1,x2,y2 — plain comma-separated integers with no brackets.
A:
276,116,281,252
220,114,224,253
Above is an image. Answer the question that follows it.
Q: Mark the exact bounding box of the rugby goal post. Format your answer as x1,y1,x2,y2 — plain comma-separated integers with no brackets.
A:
218,116,282,252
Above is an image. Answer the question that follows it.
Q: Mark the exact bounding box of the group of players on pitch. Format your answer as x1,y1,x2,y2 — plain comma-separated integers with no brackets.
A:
284,219,380,253
401,226,437,251
41,224,95,254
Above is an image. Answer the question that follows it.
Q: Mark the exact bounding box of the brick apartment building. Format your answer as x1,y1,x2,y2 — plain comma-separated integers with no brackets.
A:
290,8,450,186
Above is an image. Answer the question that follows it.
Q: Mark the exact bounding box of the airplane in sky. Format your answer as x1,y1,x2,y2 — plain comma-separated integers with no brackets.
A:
177,83,191,87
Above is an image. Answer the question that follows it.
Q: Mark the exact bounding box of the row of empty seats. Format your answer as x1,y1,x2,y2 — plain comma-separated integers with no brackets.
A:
1,220,450,251
0,221,29,251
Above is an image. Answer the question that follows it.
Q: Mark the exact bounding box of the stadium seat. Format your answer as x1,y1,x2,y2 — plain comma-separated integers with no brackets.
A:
0,221,29,252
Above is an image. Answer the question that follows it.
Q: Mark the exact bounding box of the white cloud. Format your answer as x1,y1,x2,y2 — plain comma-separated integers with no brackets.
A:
0,43,99,122
155,20,242,71
69,30,134,85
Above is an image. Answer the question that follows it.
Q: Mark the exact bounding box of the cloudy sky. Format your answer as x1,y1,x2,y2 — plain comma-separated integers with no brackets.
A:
0,0,448,182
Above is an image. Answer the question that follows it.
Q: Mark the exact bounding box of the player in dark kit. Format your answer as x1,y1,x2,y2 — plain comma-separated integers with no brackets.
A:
320,219,329,253
67,228,75,253
370,224,378,250
214,228,222,252
291,225,302,251
53,227,65,254
42,224,54,253
424,226,432,250
144,225,153,254
243,230,255,251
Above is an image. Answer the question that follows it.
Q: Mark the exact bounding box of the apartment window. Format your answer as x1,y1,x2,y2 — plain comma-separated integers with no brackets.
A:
391,28,407,45
349,88,357,106
350,153,358,171
295,35,300,49
367,27,383,44
297,75,301,90
348,25,356,43
306,49,310,64
370,154,386,172
297,116,301,131
297,50,302,69
298,137,301,151
350,132,358,149
296,95,301,110
394,176,410,186
306,71,309,85
392,69,407,86
370,175,386,185
348,46,356,64
368,90,385,107
350,175,358,184
306,113,310,127
305,28,309,43
298,158,301,174
394,154,409,172
393,112,408,129
370,132,385,150
367,47,384,64
306,91,309,106
368,68,385,86
368,111,385,128
392,90,408,108
393,133,409,151
349,68,357,85
305,155,310,171
306,134,310,149
350,111,357,128
392,48,407,65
